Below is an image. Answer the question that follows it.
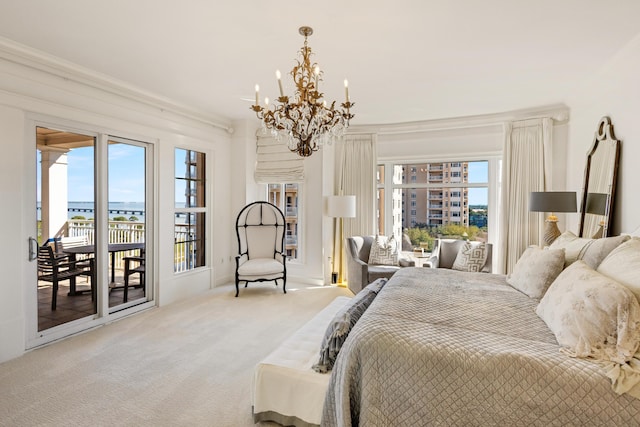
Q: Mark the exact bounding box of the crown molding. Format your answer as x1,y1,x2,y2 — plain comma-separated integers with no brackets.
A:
0,36,233,133
348,104,570,135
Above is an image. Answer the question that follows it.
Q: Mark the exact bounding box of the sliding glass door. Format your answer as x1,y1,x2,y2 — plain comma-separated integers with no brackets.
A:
35,127,97,331
31,124,153,345
107,137,151,309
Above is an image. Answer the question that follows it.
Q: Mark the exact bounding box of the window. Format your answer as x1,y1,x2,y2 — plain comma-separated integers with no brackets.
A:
175,148,206,272
268,183,301,261
377,160,490,244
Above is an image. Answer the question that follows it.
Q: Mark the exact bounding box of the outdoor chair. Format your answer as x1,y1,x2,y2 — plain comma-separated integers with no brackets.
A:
235,201,286,297
122,253,145,303
37,245,95,310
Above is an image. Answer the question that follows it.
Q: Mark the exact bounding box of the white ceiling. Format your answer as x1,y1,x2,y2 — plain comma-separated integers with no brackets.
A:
0,1,639,126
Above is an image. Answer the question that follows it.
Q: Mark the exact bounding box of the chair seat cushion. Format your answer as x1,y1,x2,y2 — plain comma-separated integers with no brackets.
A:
238,258,284,276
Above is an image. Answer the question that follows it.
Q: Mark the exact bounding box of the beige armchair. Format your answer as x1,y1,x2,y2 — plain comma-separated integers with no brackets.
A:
428,238,493,273
345,236,415,294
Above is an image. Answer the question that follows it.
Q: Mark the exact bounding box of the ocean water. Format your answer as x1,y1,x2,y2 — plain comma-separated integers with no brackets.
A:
37,201,146,222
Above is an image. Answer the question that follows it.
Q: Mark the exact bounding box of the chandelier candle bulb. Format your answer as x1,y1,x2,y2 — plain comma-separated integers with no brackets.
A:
255,84,259,106
250,26,354,157
344,79,349,102
275,70,284,97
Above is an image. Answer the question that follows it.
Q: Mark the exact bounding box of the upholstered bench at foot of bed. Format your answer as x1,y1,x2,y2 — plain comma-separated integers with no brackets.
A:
252,296,351,427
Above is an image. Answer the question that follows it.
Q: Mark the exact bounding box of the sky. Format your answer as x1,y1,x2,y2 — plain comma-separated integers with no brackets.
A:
43,147,489,205
467,161,488,206
38,143,146,203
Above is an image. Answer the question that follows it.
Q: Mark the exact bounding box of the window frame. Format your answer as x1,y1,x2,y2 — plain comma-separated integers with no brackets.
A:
377,156,500,242
174,148,208,273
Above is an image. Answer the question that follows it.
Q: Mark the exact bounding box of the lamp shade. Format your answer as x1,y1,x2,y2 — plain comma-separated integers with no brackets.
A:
585,192,608,215
327,195,356,218
529,192,577,213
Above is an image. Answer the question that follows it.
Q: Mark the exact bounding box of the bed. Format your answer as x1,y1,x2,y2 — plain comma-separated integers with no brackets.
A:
322,267,640,426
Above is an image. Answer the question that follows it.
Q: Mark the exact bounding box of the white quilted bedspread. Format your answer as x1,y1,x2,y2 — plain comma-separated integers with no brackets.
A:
322,268,640,426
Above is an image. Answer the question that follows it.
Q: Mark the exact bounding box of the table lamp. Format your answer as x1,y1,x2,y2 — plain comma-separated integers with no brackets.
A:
327,195,356,284
529,191,577,246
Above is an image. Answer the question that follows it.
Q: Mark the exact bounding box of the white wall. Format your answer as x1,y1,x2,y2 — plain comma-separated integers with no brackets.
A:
230,121,329,286
375,115,568,224
565,32,640,235
0,42,233,362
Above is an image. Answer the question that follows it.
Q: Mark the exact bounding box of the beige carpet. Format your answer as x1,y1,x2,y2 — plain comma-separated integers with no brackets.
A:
0,282,352,426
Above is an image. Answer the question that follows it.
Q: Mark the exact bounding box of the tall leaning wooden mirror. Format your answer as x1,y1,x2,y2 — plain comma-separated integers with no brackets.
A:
578,116,620,238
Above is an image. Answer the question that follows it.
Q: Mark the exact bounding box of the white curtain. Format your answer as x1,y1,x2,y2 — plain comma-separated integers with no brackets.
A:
254,136,305,183
499,118,552,274
333,134,377,276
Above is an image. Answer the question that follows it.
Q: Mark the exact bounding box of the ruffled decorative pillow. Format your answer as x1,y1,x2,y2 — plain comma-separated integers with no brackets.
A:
368,235,399,266
507,246,565,299
536,260,640,364
451,242,487,272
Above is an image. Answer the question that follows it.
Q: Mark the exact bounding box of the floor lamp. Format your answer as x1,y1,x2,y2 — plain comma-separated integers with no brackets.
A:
328,195,356,285
529,191,577,246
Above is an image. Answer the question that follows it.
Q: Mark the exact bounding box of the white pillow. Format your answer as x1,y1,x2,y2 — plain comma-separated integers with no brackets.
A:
597,237,640,303
507,246,565,299
368,235,399,266
548,231,592,267
580,234,629,269
536,260,640,364
452,242,487,272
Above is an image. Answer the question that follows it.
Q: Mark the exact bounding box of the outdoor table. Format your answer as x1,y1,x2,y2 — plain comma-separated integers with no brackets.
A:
63,242,145,289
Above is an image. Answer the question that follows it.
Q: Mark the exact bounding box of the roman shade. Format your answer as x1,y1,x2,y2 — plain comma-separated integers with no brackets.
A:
254,136,305,183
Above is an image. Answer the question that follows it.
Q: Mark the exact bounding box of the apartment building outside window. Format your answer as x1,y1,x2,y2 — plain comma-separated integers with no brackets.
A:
174,148,206,272
376,160,492,247
268,183,301,260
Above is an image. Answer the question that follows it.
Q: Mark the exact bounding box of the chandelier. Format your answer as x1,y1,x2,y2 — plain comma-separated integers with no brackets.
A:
251,26,354,157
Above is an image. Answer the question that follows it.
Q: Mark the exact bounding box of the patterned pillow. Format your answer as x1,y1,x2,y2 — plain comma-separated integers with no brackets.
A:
548,231,593,267
368,235,399,266
597,237,640,303
536,260,640,364
313,278,388,373
507,246,565,299
580,234,629,269
451,242,487,272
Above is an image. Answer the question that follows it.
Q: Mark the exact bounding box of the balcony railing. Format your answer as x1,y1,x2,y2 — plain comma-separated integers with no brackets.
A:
66,220,145,270
285,236,298,246
285,207,298,217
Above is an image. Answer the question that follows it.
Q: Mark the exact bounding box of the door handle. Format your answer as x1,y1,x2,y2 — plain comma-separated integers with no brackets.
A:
28,237,38,261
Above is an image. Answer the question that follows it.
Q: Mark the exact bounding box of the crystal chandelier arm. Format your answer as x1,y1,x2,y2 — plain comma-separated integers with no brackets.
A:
250,26,354,157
